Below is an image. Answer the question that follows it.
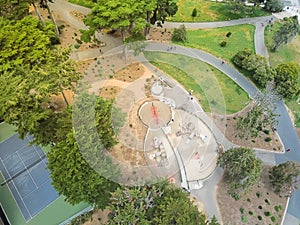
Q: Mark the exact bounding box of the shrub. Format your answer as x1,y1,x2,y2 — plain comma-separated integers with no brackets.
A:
271,216,276,222
256,192,261,198
264,211,271,216
258,215,262,220
172,25,187,42
258,205,263,209
241,215,248,222
192,8,197,17
248,211,253,215
263,129,270,135
247,198,251,202
265,199,270,205
226,32,232,37
265,137,272,142
220,41,227,47
240,207,245,214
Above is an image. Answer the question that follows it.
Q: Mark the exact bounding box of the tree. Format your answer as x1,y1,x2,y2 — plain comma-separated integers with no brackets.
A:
236,82,280,138
269,161,300,196
232,49,253,68
192,8,197,18
271,17,300,51
107,182,215,225
47,131,119,208
150,0,178,26
217,147,262,195
0,17,81,145
233,49,274,87
82,0,145,43
153,184,207,225
172,24,187,42
274,62,300,98
0,0,33,20
264,0,283,12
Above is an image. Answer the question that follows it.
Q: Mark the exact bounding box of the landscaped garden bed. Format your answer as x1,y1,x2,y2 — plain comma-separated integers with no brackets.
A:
217,165,287,225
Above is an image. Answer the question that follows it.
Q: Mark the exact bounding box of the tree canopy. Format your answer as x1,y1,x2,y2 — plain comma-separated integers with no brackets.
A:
218,147,262,196
274,62,300,98
236,82,280,139
269,161,300,196
232,49,274,87
81,0,178,42
264,0,284,12
0,16,81,145
107,182,218,225
47,131,119,208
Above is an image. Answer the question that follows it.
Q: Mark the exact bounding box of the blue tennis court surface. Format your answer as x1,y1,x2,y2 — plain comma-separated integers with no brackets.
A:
0,134,59,221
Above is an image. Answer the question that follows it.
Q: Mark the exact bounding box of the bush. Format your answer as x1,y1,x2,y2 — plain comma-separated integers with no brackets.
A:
271,216,276,222
248,211,253,215
247,198,251,202
220,41,227,47
263,129,270,135
264,211,271,216
258,205,263,209
226,32,232,37
256,192,261,198
192,8,197,17
265,199,270,205
240,207,245,214
265,137,272,142
258,215,262,220
241,215,248,222
172,25,187,42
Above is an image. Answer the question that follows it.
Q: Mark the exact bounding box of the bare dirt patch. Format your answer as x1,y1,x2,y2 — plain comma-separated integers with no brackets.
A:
211,103,284,152
112,63,145,82
148,27,173,43
217,165,287,225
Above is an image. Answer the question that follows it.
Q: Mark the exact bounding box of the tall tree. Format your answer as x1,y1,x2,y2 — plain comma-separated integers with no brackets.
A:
274,62,300,98
269,161,300,196
236,82,280,139
107,182,212,225
0,17,81,145
47,131,119,208
217,147,262,196
82,0,145,43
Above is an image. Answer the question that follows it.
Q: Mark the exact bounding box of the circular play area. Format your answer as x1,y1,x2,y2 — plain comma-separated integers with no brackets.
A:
138,99,172,129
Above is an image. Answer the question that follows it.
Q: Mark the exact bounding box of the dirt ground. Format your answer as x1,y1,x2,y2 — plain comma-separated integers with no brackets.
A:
211,103,284,152
217,165,288,225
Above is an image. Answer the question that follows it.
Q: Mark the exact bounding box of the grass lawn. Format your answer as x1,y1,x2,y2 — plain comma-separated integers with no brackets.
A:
68,0,94,8
170,0,270,22
0,122,16,142
174,24,255,64
144,52,249,114
264,21,300,127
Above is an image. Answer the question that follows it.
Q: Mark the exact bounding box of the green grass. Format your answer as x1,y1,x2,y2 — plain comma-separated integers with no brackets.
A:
68,0,94,8
0,122,16,142
170,0,270,22
144,52,249,114
264,21,300,127
175,24,255,64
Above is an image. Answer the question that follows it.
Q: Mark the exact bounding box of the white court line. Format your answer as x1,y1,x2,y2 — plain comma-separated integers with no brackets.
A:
0,155,33,220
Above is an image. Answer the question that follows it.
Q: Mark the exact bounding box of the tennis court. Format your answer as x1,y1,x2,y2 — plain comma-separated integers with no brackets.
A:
0,134,59,221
